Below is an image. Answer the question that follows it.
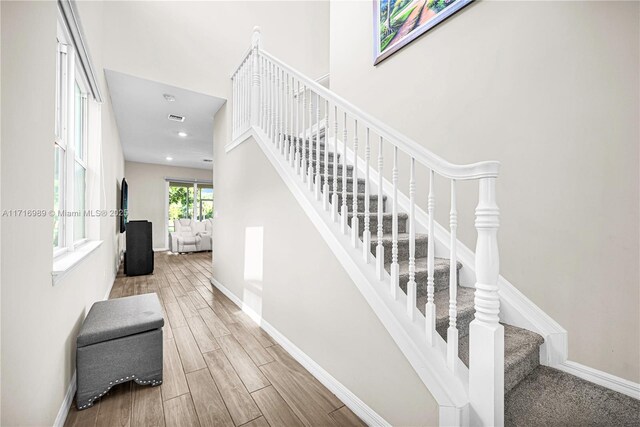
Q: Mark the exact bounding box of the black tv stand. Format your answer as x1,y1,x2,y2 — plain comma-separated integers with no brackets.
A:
124,220,154,276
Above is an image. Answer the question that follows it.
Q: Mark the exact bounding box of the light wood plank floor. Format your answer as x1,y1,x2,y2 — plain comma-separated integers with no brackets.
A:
65,252,366,427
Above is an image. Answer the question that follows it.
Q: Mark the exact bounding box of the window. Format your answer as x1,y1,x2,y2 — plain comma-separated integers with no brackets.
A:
54,16,90,256
167,181,213,233
168,182,194,233
196,184,214,221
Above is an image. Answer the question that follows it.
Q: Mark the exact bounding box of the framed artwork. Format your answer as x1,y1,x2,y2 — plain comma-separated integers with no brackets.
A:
373,0,473,64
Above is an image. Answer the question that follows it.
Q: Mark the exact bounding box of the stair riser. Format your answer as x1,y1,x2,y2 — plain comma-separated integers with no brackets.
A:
348,214,408,235
371,238,428,265
337,194,384,213
505,349,540,394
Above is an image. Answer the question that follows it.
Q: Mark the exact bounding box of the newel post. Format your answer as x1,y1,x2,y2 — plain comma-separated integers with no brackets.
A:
469,177,504,427
250,26,262,127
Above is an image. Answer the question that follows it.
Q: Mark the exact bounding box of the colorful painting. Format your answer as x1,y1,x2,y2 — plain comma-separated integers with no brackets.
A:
374,0,473,64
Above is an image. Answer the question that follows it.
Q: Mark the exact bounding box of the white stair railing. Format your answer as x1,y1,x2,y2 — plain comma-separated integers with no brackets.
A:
231,28,504,426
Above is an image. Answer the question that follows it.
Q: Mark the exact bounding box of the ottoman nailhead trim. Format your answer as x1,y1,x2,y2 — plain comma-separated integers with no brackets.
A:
79,374,161,409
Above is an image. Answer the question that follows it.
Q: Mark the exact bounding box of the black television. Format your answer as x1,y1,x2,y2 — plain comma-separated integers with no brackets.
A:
120,178,128,233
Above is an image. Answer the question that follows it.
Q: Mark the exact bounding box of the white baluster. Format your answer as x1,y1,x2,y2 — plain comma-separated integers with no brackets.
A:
251,43,260,128
295,80,300,174
301,86,306,181
242,62,246,130
315,93,321,200
351,120,359,247
268,63,273,140
280,69,285,154
289,75,294,166
261,58,265,130
469,177,503,427
376,136,384,280
340,113,348,234
271,63,276,142
362,128,371,263
236,67,240,134
239,64,244,131
425,169,436,344
276,67,282,151
331,106,339,222
322,99,329,211
284,72,289,160
263,59,267,131
407,157,416,319
390,145,399,299
447,180,459,373
307,89,313,190
232,75,236,137
280,69,285,155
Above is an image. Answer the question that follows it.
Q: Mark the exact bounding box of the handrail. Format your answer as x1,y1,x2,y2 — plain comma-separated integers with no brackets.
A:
230,47,254,79
260,49,500,181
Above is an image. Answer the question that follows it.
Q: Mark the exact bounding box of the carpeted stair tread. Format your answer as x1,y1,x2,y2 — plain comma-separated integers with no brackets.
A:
348,212,408,235
395,256,462,293
300,150,337,162
317,161,354,177
372,233,429,264
505,366,640,427
322,175,366,193
459,324,544,393
337,193,386,213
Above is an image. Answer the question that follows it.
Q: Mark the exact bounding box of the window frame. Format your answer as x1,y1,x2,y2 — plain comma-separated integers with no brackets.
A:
197,184,214,221
53,30,69,257
54,13,90,258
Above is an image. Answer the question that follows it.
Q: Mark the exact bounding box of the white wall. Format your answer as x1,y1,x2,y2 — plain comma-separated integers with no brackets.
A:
329,0,640,382
125,161,212,249
0,2,125,425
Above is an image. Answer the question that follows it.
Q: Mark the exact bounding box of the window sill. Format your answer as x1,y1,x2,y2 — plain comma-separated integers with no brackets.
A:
52,240,103,286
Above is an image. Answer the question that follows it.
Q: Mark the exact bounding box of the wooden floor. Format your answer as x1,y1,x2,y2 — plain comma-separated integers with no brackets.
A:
65,251,365,427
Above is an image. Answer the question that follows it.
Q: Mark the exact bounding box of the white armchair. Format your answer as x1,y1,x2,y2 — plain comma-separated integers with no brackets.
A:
169,219,212,253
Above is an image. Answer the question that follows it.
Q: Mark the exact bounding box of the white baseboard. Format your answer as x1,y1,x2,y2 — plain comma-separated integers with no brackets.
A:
210,276,391,427
53,370,77,427
153,247,168,252
555,361,640,400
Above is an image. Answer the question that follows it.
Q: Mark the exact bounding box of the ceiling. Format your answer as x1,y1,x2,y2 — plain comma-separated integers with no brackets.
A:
105,70,225,170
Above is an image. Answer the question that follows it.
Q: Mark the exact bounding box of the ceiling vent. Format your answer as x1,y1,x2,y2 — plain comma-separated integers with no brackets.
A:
203,159,213,163
168,114,185,122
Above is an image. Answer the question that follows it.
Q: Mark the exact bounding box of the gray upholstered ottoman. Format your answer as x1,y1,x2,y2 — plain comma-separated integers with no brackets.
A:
76,293,164,410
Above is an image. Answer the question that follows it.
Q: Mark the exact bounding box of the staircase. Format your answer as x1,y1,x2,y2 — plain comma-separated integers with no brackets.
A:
228,28,640,426
294,129,546,397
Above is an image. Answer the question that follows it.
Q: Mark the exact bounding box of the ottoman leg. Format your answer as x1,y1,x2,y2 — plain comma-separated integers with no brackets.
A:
76,329,163,410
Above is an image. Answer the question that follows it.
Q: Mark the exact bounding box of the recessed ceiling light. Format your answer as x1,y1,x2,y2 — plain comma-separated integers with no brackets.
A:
163,94,176,102
178,131,188,138
166,156,173,161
